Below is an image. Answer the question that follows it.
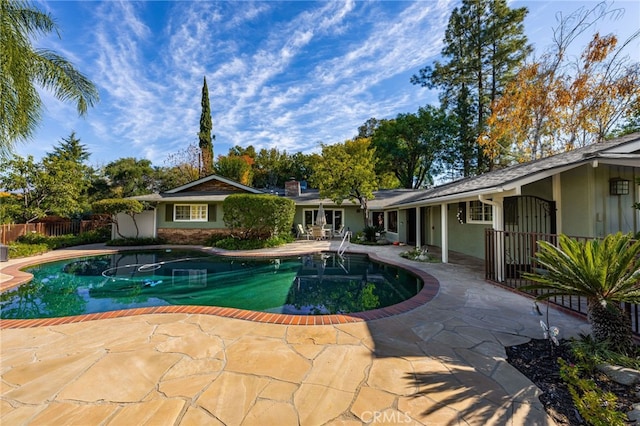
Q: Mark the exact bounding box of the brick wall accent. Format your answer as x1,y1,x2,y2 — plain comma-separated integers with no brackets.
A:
285,180,301,196
158,228,231,245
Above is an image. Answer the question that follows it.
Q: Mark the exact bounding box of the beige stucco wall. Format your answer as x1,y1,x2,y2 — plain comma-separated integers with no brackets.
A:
559,164,639,237
521,177,552,199
446,203,491,259
113,210,156,239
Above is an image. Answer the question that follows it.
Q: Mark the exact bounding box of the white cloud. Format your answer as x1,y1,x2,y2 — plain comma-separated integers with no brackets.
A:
23,0,455,164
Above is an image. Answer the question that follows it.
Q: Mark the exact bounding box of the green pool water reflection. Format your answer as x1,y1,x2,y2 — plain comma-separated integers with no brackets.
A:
0,250,424,319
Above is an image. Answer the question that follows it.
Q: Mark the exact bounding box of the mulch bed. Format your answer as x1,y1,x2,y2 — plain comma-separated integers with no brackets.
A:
506,338,639,425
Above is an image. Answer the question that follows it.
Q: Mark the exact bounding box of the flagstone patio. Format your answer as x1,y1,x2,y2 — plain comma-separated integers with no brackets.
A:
0,241,590,425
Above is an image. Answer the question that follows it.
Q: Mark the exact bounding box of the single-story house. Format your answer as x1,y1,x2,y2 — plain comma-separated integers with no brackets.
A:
118,175,265,244
115,132,639,273
381,131,640,279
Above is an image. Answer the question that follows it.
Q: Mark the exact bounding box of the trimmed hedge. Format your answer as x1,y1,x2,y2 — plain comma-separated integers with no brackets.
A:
223,194,295,240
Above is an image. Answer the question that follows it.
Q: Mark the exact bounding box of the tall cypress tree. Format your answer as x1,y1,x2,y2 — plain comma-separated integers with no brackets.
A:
199,76,214,177
412,0,530,176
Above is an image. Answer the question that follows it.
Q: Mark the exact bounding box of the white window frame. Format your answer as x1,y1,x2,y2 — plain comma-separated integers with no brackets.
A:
174,204,208,222
467,200,493,224
172,269,207,287
302,208,344,230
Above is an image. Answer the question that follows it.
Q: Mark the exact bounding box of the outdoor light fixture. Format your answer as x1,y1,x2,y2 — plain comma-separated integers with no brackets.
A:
609,178,630,195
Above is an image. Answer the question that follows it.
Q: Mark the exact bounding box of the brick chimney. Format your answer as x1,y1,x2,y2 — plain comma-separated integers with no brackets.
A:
285,179,301,197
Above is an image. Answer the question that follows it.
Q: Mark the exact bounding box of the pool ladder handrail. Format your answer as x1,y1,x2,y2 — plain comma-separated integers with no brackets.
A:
337,231,352,257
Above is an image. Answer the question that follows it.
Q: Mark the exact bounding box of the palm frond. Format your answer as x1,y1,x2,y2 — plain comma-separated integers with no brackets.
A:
522,233,640,303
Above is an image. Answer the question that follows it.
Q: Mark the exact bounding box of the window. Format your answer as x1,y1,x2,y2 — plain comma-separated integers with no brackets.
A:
468,200,492,223
172,269,207,287
174,204,208,222
387,211,398,233
303,208,344,230
374,211,384,229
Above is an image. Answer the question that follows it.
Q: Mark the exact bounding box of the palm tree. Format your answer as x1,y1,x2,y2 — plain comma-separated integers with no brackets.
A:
0,0,99,156
523,233,640,353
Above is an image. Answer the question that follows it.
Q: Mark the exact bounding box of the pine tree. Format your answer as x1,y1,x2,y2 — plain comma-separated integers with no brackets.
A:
199,76,214,177
412,0,530,176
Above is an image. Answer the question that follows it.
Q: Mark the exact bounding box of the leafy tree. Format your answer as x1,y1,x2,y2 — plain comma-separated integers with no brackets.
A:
228,145,256,159
481,4,640,163
223,194,295,240
0,134,93,222
411,0,530,175
0,0,99,156
252,147,283,189
199,76,214,176
357,118,381,139
101,157,156,198
1,155,58,222
289,151,320,186
611,104,640,137
310,138,378,227
0,192,22,224
523,233,640,353
214,154,253,186
92,198,144,238
161,142,201,190
370,106,454,188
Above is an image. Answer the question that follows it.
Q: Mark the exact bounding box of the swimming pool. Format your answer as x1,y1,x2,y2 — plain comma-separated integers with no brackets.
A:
0,250,424,319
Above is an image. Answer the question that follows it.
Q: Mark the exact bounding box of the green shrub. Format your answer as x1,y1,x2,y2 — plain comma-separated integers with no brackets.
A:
205,233,231,246
15,229,109,250
558,358,626,426
7,242,50,258
214,234,294,250
569,334,640,371
223,194,295,240
363,226,378,242
15,232,50,245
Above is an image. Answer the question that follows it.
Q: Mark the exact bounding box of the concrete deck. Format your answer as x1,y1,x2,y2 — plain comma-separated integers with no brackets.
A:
0,241,590,425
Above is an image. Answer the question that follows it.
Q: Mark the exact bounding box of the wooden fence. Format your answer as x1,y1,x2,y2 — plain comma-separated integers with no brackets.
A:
0,220,109,245
485,229,640,337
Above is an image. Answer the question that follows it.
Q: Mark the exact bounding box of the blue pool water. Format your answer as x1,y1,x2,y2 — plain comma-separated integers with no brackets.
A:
0,250,423,319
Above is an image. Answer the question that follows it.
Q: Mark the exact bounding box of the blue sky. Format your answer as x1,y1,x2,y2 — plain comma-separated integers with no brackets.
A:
19,0,640,167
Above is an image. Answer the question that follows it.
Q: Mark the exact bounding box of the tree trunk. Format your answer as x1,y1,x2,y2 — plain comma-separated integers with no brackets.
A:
587,299,633,353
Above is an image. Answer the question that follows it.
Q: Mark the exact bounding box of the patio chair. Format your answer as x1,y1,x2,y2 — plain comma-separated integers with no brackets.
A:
297,224,310,240
332,225,346,239
311,225,325,240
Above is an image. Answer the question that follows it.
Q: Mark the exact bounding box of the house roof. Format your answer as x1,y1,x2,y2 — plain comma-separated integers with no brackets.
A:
165,174,264,194
131,192,232,203
131,174,264,202
129,133,639,208
393,132,640,208
284,188,418,209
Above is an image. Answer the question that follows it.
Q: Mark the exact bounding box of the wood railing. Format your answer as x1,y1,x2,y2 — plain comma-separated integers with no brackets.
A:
485,229,639,337
0,220,109,245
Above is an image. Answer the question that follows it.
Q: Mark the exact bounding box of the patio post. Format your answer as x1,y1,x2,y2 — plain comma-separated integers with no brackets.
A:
441,203,448,263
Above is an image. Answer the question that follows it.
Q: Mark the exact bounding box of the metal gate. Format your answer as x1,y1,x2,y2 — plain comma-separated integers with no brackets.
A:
502,196,556,278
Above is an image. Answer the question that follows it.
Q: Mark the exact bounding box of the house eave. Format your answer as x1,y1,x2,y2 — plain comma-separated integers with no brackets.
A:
165,175,264,194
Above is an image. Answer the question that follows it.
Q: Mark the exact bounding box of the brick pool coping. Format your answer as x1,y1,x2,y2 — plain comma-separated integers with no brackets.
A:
0,246,440,328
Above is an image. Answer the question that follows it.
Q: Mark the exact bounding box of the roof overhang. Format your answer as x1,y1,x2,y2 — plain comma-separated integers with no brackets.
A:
131,194,229,203
165,175,264,194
